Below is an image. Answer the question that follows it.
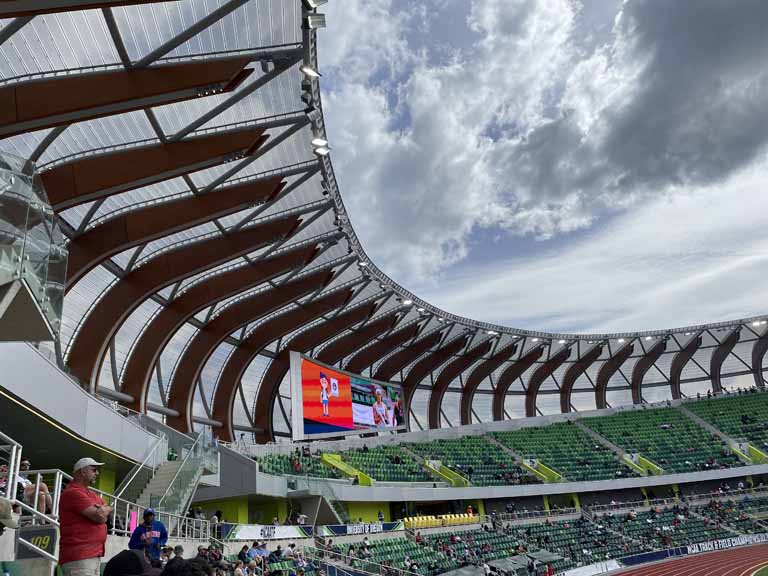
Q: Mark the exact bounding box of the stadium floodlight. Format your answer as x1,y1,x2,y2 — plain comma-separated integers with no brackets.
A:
417,307,425,312
305,13,327,29
402,299,413,306
300,65,321,78
358,261,368,267
487,330,498,336
314,146,331,156
645,336,652,341
617,338,625,343
532,338,539,342
303,0,328,9
312,137,329,147
558,339,566,344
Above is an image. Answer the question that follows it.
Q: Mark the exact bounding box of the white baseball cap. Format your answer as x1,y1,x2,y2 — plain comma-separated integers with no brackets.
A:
73,457,105,472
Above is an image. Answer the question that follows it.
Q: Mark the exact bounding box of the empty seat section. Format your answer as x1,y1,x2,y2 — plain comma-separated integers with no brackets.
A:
686,391,768,449
341,445,433,482
407,435,541,486
257,453,343,479
493,422,637,482
582,408,742,473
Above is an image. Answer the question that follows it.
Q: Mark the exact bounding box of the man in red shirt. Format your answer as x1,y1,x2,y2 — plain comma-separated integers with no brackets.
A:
59,457,112,576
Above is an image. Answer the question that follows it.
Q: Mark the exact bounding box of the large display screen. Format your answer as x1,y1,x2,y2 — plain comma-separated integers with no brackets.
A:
289,351,406,440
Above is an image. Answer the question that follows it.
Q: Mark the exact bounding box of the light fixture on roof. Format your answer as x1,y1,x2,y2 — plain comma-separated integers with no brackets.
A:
532,338,539,342
617,338,625,343
437,318,445,323
313,146,331,157
417,307,425,312
402,299,413,306
558,339,566,344
358,261,368,267
300,65,321,78
645,336,653,341
305,13,327,29
487,330,498,336
302,0,328,8
312,137,329,147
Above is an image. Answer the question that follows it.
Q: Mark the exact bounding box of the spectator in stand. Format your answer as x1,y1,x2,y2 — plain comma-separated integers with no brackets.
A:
59,458,111,576
234,560,246,576
18,457,52,513
128,508,168,561
378,509,385,522
196,545,210,562
103,549,162,576
239,544,251,564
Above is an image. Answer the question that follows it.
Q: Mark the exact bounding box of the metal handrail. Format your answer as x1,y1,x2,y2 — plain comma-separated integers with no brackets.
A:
156,432,203,511
304,545,422,576
113,433,168,502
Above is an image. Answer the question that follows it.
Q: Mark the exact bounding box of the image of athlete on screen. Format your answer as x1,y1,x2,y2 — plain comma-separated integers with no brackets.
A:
320,372,330,417
372,388,390,428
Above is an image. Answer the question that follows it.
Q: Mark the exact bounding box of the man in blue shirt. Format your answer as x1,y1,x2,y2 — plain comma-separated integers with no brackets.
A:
128,508,168,561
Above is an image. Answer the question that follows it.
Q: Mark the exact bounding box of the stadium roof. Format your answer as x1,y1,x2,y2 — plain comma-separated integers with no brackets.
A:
1,0,766,443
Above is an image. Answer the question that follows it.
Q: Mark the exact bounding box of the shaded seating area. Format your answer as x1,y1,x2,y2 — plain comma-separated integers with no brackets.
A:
341,445,433,482
406,436,541,486
257,453,343,479
493,422,637,482
619,508,733,547
582,408,743,473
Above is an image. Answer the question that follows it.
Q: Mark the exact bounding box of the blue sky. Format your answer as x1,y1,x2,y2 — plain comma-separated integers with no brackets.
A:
318,0,768,334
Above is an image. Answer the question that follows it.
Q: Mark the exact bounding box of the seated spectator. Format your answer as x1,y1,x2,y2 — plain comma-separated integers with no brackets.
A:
234,560,246,576
239,545,251,564
18,457,52,513
103,549,161,576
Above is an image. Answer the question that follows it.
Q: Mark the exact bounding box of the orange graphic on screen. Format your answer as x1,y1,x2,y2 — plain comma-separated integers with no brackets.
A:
301,360,354,430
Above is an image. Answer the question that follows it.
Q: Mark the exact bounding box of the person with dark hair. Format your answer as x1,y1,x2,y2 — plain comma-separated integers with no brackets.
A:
103,549,161,576
129,508,168,561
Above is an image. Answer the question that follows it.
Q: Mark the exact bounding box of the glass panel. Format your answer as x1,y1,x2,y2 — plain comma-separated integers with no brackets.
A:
0,151,68,339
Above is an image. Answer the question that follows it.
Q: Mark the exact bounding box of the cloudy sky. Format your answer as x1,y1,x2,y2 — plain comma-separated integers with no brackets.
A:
318,0,768,334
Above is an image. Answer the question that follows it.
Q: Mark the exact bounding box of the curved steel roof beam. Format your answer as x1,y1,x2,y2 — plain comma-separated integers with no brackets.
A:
344,321,422,375
751,329,768,389
669,332,703,400
249,300,380,443
525,345,572,417
710,328,741,394
0,56,254,139
165,267,337,432
119,242,325,412
630,340,666,404
429,338,493,429
65,177,285,288
560,343,603,413
595,341,635,409
316,311,402,366
459,341,518,425
492,344,546,421
66,214,302,391
210,287,361,440
402,334,471,424
1,1,169,18
373,330,444,382
43,126,268,211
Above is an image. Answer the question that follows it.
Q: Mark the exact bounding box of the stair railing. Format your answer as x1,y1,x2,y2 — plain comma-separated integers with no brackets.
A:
113,433,168,504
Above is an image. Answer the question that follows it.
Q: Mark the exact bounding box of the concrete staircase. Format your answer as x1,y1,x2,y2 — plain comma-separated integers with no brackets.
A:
137,460,185,509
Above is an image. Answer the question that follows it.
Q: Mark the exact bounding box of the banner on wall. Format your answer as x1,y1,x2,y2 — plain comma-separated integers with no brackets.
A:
685,533,768,554
289,351,407,441
317,521,405,537
228,524,314,541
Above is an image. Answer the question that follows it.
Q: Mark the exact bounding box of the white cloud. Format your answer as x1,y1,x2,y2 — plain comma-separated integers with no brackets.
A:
418,155,768,333
319,0,768,330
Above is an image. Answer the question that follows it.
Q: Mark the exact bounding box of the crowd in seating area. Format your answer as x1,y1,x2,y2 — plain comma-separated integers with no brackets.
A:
407,436,540,486
493,422,637,482
582,407,742,473
686,388,768,449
